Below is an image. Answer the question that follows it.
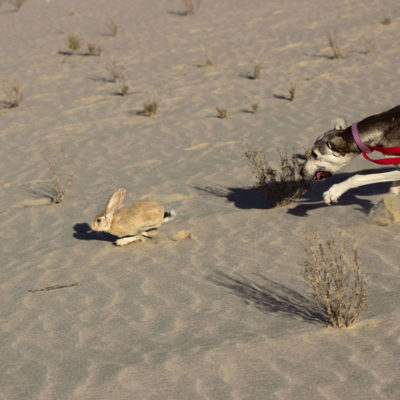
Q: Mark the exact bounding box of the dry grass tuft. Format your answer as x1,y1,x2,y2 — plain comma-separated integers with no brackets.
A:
250,103,259,113
140,101,158,117
45,147,74,204
87,42,103,56
9,0,26,11
328,34,344,59
302,230,368,328
118,81,129,96
216,107,227,119
244,144,309,206
381,17,391,25
253,63,261,79
67,33,81,53
105,60,125,83
105,19,118,37
288,82,296,101
181,0,199,15
1,82,23,109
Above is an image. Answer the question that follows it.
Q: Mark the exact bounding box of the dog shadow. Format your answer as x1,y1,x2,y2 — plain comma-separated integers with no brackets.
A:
73,222,117,242
288,169,393,216
194,169,393,216
209,271,327,325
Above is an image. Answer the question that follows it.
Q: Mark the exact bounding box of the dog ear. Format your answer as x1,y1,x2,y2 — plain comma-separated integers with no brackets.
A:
333,118,348,130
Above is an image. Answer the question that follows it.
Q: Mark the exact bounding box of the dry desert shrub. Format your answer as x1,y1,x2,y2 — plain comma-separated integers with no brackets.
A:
216,107,227,119
105,19,118,37
288,82,296,101
139,101,158,117
253,63,261,79
244,144,309,206
181,0,200,15
198,54,213,67
67,33,81,53
250,103,258,113
1,82,23,109
9,0,26,11
45,147,74,204
302,230,368,328
381,18,391,25
117,79,129,96
105,60,125,83
87,42,103,56
328,34,344,59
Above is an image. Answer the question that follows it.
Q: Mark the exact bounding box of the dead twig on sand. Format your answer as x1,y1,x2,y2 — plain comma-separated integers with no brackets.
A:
28,282,81,293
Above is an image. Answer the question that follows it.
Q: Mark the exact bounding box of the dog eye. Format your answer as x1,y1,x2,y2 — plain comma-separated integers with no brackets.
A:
96,218,102,223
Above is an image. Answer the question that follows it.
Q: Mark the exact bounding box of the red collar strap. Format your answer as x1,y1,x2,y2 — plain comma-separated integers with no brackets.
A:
352,122,400,164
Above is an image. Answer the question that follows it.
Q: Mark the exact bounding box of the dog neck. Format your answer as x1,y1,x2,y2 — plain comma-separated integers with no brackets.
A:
355,105,400,148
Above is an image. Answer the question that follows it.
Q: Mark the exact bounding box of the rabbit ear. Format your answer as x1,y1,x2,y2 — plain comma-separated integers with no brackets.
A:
105,188,126,215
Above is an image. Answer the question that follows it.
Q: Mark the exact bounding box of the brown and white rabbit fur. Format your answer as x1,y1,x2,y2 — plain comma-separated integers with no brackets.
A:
91,188,176,246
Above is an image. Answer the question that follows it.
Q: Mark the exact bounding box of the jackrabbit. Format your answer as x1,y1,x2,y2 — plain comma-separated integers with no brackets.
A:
91,188,176,246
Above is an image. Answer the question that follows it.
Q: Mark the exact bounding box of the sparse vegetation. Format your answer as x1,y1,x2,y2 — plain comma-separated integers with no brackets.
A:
253,63,261,79
381,18,391,25
139,101,158,117
328,34,344,59
250,103,259,113
45,147,74,204
1,82,23,109
244,144,309,206
105,19,118,37
67,33,81,53
288,82,296,101
116,77,129,96
302,230,368,328
9,0,27,11
216,107,227,119
105,60,125,83
87,42,103,56
181,0,198,15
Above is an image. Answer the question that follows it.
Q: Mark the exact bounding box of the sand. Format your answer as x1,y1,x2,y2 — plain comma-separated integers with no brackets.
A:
1,0,400,399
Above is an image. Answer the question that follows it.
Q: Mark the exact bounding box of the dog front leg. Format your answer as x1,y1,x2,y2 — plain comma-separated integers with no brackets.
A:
323,178,356,204
324,170,400,204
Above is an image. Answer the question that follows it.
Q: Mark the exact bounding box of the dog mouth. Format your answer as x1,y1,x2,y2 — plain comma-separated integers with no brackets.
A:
315,171,332,181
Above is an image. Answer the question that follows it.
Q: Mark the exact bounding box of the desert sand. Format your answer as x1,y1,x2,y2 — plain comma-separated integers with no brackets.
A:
1,0,400,399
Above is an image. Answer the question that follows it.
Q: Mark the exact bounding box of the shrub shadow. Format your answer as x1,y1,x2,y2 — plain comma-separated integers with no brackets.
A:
273,93,292,101
209,271,327,324
194,168,393,216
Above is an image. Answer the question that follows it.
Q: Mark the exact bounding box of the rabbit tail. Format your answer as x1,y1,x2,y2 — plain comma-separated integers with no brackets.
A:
163,209,177,223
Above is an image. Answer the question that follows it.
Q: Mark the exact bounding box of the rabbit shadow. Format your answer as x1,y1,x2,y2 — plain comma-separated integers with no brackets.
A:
73,222,117,242
209,271,327,325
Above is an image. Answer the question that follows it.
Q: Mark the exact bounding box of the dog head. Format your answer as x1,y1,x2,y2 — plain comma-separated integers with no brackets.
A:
300,118,359,181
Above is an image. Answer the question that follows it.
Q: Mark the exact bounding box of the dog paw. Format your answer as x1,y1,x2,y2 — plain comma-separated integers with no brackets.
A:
323,185,341,205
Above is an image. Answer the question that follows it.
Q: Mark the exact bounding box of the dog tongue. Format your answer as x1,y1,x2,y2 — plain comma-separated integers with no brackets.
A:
316,171,331,181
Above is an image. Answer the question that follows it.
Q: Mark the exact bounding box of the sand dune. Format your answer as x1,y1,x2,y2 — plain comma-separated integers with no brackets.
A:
1,0,400,399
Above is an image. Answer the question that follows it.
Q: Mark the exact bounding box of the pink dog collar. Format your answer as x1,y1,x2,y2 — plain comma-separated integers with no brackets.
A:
351,122,371,153
352,121,400,164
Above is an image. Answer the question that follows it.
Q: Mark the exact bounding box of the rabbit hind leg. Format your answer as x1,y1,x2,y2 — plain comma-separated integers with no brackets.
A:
142,229,158,238
115,235,140,246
